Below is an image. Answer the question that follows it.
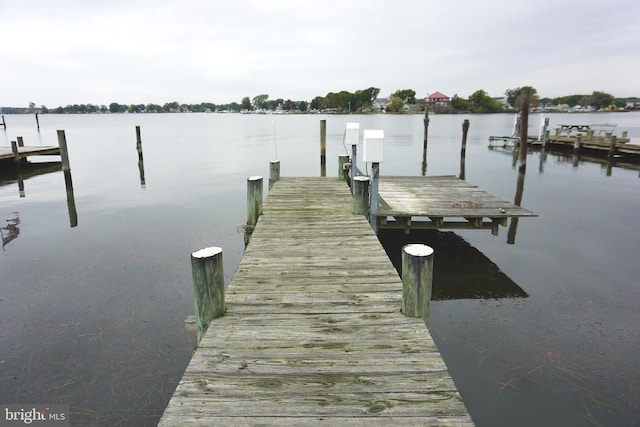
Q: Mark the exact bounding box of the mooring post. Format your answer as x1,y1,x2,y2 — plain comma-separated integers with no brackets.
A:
1,115,6,129
542,118,549,147
607,135,617,160
135,126,145,187
17,136,24,147
245,176,263,246
320,119,327,177
460,119,469,180
401,244,434,326
190,247,225,343
353,176,370,215
10,140,19,162
363,130,384,233
338,155,349,182
573,133,582,167
35,112,40,130
56,130,71,172
345,122,359,190
422,106,429,175
269,160,280,190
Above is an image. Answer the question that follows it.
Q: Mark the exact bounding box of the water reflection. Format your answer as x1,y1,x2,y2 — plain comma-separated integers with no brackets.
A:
378,229,528,300
0,162,78,228
488,143,640,177
1,212,20,249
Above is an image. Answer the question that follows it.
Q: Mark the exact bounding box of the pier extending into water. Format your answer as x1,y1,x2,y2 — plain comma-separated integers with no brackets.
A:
159,176,475,426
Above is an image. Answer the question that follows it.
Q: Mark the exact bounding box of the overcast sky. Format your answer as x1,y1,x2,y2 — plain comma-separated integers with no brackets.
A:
1,0,638,107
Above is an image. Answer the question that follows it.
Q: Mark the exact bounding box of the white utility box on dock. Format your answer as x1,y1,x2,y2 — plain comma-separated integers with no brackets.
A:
346,122,359,147
363,129,384,163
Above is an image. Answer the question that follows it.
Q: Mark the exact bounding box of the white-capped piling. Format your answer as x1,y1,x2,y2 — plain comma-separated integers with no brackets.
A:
401,244,434,325
191,247,225,343
353,176,370,216
269,160,280,190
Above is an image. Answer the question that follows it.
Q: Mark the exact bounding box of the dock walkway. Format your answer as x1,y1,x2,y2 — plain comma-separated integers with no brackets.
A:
159,177,473,426
0,145,60,161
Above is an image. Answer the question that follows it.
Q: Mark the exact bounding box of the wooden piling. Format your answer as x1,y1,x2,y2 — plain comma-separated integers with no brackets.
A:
320,120,327,177
1,115,6,129
607,135,617,160
190,247,225,343
401,244,434,325
10,141,19,162
518,94,529,165
35,113,40,130
17,136,24,147
369,162,380,232
245,176,263,245
460,119,469,180
352,176,370,215
269,160,280,190
422,107,429,175
338,154,349,181
56,130,71,172
135,126,145,187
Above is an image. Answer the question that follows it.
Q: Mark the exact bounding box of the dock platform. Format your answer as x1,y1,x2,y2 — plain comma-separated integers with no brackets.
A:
376,176,537,233
158,177,474,426
0,145,60,161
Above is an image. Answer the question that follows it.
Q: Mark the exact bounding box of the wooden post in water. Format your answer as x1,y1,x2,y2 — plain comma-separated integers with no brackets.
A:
1,115,6,129
56,130,77,227
320,119,327,177
269,160,280,190
136,126,146,187
542,118,549,147
518,94,529,165
245,176,263,246
607,135,617,160
422,107,430,176
10,140,19,162
572,134,582,167
190,247,225,343
460,119,469,180
17,136,24,147
57,130,71,172
353,176,370,215
401,244,434,326
338,155,349,182
35,113,40,130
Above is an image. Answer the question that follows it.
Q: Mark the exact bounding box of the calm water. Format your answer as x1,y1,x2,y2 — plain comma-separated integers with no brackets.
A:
1,112,639,426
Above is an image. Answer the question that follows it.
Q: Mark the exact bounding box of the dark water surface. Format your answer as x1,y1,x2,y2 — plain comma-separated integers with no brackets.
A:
1,112,638,426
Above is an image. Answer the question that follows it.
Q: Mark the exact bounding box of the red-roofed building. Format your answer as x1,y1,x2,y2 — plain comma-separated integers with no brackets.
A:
425,92,450,107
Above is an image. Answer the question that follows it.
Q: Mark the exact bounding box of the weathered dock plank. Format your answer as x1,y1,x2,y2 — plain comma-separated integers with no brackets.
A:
159,177,474,426
376,176,536,229
0,145,60,161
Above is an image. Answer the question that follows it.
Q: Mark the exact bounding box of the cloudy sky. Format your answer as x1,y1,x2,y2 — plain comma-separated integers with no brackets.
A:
1,0,638,108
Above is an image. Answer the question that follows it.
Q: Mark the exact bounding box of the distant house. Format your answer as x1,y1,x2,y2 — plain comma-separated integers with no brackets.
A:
373,97,391,112
425,91,450,107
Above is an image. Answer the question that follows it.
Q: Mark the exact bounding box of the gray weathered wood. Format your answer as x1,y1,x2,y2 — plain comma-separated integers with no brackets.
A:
56,129,71,172
159,177,473,426
269,160,280,190
353,176,370,216
191,247,225,343
401,244,434,325
338,154,349,181
320,119,327,177
246,176,263,226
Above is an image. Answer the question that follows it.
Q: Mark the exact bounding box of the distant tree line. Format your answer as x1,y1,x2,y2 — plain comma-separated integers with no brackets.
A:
4,87,637,115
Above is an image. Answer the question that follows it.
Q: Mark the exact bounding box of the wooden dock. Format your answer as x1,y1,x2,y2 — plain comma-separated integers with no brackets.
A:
159,177,474,426
0,145,60,161
376,176,537,233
